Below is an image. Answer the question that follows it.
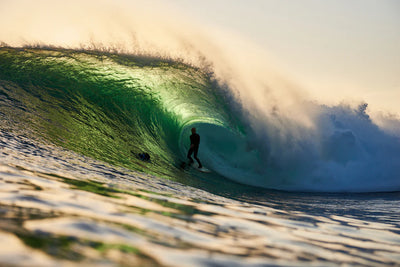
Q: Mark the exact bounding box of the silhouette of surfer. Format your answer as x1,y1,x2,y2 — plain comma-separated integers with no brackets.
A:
187,127,202,168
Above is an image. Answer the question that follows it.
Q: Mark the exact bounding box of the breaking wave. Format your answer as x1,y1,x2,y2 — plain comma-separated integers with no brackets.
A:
0,47,399,192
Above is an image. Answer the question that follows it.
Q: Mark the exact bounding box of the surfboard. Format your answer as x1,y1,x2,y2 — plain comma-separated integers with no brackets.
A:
179,161,211,173
196,167,211,173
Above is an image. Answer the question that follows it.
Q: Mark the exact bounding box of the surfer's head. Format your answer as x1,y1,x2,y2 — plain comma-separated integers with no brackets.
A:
191,127,196,134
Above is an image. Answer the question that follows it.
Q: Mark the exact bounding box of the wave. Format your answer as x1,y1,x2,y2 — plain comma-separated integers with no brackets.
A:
0,47,399,193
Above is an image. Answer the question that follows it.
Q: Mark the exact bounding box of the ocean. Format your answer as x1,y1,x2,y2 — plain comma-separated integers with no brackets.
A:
0,47,399,266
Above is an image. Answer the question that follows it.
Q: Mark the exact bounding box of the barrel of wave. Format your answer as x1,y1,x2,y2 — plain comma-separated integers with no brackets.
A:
179,121,262,182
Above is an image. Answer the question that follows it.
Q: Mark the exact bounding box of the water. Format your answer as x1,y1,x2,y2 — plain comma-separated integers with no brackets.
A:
0,47,400,266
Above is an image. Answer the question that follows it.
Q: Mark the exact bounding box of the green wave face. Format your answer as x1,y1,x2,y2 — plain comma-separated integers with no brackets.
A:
2,47,400,193
0,47,244,181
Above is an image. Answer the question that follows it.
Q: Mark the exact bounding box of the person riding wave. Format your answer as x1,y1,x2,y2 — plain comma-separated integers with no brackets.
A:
187,127,202,168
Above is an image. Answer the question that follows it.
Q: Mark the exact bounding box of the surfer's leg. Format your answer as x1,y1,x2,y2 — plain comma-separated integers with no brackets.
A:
187,148,194,164
193,147,202,168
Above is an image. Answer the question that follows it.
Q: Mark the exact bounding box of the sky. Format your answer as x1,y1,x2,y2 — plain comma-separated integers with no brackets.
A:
166,0,400,114
0,0,399,114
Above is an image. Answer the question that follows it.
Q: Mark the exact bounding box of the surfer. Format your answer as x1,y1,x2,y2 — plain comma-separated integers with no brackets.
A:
187,127,202,168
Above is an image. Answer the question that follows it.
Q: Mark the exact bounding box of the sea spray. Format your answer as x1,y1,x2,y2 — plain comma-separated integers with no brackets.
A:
1,47,399,192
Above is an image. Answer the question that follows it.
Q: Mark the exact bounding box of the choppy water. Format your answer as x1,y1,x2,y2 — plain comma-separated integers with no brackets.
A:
1,128,400,266
0,47,400,266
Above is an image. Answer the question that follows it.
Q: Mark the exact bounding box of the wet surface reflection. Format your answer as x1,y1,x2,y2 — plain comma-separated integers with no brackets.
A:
0,132,399,266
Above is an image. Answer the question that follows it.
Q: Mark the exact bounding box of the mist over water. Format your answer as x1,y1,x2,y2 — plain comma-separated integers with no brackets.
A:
0,0,399,193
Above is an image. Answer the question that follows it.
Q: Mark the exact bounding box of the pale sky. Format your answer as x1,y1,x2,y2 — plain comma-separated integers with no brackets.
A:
167,0,400,113
1,0,399,113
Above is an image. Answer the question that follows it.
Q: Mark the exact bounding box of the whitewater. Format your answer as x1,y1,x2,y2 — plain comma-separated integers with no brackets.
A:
0,0,400,266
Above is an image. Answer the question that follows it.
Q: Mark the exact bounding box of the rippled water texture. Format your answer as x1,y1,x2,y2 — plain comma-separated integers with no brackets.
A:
1,131,400,266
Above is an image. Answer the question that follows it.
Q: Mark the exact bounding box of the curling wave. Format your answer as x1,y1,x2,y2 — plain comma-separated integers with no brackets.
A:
0,47,399,192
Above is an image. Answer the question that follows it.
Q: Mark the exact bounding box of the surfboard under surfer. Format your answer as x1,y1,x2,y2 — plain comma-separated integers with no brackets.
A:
187,127,202,168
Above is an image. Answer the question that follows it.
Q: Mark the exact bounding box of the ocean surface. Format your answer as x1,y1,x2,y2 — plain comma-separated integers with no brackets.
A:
0,47,400,266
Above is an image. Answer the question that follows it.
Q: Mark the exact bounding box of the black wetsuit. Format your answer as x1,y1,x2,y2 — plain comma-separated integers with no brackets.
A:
187,133,202,168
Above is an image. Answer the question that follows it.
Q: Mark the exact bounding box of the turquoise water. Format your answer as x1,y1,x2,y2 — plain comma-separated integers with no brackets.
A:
1,47,399,193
